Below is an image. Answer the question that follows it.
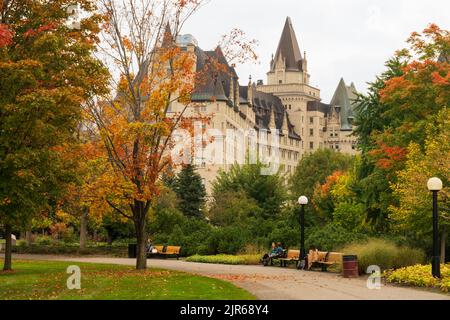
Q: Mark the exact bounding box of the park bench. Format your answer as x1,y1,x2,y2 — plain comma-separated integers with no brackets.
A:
308,251,343,272
148,245,181,259
278,249,300,267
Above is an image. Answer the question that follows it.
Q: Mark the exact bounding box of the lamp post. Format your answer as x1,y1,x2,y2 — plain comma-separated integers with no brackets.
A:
298,196,308,269
427,177,443,278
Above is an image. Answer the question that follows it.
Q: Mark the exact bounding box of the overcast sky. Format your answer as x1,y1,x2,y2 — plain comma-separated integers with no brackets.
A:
181,0,450,102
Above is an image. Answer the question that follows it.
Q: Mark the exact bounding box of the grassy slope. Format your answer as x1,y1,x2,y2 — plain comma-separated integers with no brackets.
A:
0,260,255,300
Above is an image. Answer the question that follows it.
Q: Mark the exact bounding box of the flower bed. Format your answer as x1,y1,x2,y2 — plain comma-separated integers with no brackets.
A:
185,254,261,265
385,264,450,292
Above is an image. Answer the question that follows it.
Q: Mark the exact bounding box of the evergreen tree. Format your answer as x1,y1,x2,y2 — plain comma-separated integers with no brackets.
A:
173,165,206,219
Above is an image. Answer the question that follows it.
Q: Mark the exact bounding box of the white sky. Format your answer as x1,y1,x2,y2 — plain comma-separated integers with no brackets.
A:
181,0,450,102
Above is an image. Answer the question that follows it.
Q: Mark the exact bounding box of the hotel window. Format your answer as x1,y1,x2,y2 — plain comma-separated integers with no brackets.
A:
309,117,314,124
310,142,314,149
309,129,314,136
288,165,291,173
288,151,291,159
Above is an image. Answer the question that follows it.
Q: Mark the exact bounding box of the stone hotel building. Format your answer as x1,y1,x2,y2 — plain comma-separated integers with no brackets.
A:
168,17,359,192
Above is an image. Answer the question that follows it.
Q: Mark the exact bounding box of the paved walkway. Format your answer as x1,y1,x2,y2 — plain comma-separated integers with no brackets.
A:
14,254,450,300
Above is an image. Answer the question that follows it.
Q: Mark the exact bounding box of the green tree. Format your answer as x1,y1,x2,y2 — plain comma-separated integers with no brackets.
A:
212,162,286,218
173,165,206,219
0,0,108,270
208,191,261,227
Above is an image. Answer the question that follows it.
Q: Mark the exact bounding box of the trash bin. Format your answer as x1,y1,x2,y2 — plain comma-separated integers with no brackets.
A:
342,255,359,278
128,244,137,258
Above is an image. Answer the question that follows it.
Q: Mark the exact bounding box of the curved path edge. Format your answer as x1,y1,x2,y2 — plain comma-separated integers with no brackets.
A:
11,254,450,300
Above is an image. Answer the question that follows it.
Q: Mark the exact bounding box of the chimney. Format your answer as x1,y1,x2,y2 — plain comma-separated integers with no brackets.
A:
235,78,240,107
229,77,235,105
247,75,253,104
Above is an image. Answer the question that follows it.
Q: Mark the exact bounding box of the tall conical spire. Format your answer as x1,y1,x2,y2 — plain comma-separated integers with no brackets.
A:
162,22,174,47
271,17,303,72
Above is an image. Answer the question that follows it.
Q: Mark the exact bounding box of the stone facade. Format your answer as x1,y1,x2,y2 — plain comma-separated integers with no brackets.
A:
168,17,359,193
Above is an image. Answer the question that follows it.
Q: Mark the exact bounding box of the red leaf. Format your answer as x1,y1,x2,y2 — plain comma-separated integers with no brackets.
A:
0,24,13,47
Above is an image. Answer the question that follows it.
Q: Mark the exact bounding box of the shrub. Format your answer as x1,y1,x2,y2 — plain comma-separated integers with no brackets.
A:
306,223,368,251
186,254,261,265
341,239,425,274
385,264,450,292
12,244,127,256
209,226,250,255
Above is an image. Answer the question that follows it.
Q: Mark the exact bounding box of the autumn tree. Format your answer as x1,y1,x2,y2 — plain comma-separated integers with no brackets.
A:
390,109,449,261
87,0,257,269
290,149,353,206
353,24,449,231
0,0,108,270
56,138,110,249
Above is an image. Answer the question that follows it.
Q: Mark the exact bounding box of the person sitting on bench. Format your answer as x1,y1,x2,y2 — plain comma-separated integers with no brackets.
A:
261,242,285,266
146,239,156,254
307,245,319,270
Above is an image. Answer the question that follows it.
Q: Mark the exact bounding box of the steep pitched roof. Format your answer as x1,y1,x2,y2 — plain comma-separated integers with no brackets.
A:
242,85,301,140
307,100,331,116
270,17,303,72
162,22,174,47
182,42,301,140
330,78,358,131
191,46,235,102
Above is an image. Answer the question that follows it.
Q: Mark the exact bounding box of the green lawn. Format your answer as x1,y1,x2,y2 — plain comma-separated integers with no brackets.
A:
0,259,255,300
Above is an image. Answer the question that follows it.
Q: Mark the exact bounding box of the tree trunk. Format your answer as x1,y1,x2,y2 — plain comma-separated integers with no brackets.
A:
106,232,113,246
79,207,89,249
3,224,12,271
133,201,148,270
441,225,446,264
26,229,32,246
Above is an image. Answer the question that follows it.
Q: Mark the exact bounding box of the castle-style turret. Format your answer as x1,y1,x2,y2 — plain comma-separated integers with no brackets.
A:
266,17,310,86
270,17,303,72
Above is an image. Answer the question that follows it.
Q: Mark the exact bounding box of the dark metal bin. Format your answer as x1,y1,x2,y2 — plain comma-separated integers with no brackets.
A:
128,244,137,258
343,255,359,278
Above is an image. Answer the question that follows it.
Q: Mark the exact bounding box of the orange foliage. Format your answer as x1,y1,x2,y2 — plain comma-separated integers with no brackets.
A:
0,24,13,47
369,143,407,170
